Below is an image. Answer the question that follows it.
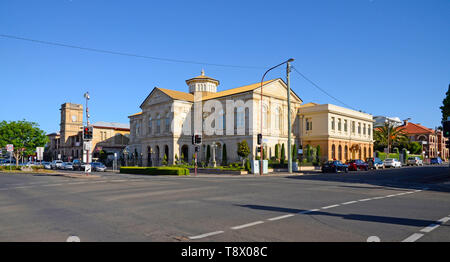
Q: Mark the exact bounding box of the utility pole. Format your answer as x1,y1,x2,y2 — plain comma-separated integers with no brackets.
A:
84,92,91,174
287,60,293,173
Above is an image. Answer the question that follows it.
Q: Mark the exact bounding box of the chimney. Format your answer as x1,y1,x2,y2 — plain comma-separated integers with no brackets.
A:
403,119,409,126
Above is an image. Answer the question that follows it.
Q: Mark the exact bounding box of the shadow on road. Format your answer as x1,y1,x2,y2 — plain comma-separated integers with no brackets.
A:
236,204,447,228
285,166,450,193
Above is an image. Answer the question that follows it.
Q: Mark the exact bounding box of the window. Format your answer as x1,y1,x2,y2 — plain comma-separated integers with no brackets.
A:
262,105,268,129
363,124,366,135
338,145,342,160
306,118,312,131
165,113,170,132
156,114,161,133
358,123,361,134
275,107,281,130
352,121,355,133
338,118,342,131
331,144,336,160
344,120,348,132
148,117,152,134
331,117,335,130
237,107,244,129
136,122,141,137
368,125,371,136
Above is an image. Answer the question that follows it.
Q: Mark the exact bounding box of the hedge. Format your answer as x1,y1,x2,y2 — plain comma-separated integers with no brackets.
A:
376,152,400,161
120,166,189,176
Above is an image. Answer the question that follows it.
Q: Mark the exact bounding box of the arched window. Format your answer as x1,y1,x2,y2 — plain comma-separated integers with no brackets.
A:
237,107,244,129
218,109,225,131
344,145,348,161
135,121,141,137
275,107,281,130
364,147,367,160
331,144,336,160
338,145,342,161
262,105,268,129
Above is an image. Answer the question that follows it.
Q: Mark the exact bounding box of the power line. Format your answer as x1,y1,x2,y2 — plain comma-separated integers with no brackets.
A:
291,66,360,111
0,34,266,70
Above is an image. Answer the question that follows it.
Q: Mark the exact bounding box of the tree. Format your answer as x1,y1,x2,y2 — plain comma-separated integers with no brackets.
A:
237,140,250,166
408,141,422,154
222,144,228,166
292,144,297,162
275,144,279,160
316,145,322,164
0,120,48,167
374,123,408,152
206,145,211,163
280,143,286,164
440,84,450,122
305,144,311,162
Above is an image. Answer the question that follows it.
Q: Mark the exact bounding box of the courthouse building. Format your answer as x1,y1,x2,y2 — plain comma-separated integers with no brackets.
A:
128,71,303,166
46,103,130,162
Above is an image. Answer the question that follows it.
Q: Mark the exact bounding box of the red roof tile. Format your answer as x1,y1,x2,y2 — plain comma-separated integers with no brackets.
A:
401,122,434,134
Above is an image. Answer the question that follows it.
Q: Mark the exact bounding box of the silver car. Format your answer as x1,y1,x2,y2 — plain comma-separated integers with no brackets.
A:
384,158,402,168
51,160,63,169
407,157,423,166
61,162,74,170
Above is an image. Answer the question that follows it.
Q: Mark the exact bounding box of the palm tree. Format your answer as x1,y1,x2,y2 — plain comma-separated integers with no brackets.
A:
374,123,408,153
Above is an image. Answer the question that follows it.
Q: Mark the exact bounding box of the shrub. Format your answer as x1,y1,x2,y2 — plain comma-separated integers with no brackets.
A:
280,144,286,164
245,159,251,171
120,166,189,176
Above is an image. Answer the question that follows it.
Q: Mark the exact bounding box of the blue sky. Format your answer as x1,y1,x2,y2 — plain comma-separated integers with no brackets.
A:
1,0,449,133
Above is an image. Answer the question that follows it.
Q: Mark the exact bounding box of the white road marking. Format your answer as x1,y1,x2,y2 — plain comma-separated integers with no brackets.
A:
322,204,340,209
342,201,358,205
299,209,319,214
231,221,264,230
189,231,224,240
438,217,450,223
402,233,424,242
420,224,440,233
358,198,372,202
385,194,397,198
267,214,295,221
372,196,385,200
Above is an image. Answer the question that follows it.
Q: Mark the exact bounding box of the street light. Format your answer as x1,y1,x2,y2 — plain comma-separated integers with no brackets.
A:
259,58,295,175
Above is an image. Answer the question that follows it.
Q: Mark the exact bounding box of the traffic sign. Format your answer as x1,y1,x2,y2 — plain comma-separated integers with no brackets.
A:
36,147,44,161
6,144,13,152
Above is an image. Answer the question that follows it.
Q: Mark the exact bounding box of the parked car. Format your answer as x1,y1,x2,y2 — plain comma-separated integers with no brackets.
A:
73,159,85,171
51,160,63,169
430,157,443,165
384,158,402,168
322,160,349,173
42,161,52,169
61,162,74,170
407,157,423,166
346,159,369,171
366,157,384,170
91,162,107,172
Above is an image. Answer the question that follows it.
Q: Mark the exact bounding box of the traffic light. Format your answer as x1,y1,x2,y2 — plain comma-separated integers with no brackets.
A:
83,126,93,140
192,134,202,145
257,134,262,145
443,121,450,138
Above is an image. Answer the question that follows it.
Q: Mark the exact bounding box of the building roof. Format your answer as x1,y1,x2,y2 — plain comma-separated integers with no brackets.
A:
185,69,220,85
158,88,194,102
299,102,320,108
92,121,130,130
401,122,435,135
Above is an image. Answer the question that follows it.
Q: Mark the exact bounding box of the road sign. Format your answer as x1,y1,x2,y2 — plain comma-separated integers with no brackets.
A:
36,147,44,161
83,141,92,151
6,144,13,152
85,164,91,173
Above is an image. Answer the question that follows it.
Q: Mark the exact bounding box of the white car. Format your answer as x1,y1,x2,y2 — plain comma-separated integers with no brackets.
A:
61,162,74,170
384,158,402,168
407,157,423,166
42,162,52,169
51,160,63,169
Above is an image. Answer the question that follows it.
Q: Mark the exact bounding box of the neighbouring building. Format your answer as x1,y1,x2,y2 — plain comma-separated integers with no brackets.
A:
401,119,448,161
298,103,374,162
46,103,130,163
128,70,303,166
373,116,403,128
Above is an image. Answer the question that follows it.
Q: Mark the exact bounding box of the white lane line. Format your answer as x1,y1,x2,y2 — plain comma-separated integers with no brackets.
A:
189,231,224,240
322,204,340,210
42,183,63,187
385,194,397,198
231,221,264,230
402,233,424,242
342,201,358,205
299,209,320,214
13,186,33,189
358,198,372,202
267,214,295,221
372,196,385,200
420,224,440,233
404,191,414,194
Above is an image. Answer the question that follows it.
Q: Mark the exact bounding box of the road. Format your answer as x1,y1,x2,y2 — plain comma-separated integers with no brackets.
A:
0,165,449,242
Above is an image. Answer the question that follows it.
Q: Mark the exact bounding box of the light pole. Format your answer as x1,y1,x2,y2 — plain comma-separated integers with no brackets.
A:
259,58,294,175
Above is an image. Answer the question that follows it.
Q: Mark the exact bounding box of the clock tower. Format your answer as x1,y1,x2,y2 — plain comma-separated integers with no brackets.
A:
60,103,83,147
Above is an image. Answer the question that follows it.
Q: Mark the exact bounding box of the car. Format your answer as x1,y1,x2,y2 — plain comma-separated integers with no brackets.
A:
41,161,52,169
346,159,369,171
322,160,349,173
366,157,384,170
91,162,107,172
407,157,423,166
51,160,63,169
72,159,85,171
384,158,402,168
430,157,443,165
61,162,74,170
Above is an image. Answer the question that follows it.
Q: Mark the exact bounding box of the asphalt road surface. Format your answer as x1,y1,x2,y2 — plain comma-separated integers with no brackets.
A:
0,165,449,242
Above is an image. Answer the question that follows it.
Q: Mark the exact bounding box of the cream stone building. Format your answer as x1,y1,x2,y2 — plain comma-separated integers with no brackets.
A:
128,71,303,166
46,103,130,162
298,103,374,162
